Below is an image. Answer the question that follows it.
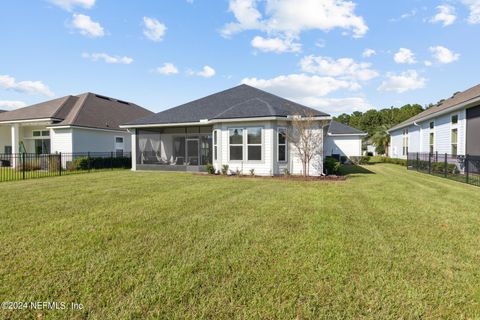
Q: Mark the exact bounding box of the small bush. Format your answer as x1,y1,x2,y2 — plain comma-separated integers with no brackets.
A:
249,168,255,176
205,163,215,174
340,156,348,164
350,156,371,165
324,157,341,175
221,164,229,175
70,156,131,170
235,168,241,176
283,168,290,176
17,159,41,171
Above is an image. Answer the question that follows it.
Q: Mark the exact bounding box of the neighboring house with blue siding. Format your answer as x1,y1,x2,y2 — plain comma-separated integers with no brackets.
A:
388,84,480,158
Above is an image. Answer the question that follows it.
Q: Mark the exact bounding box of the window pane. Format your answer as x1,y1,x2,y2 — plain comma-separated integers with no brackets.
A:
229,129,243,144
278,129,286,144
248,146,261,160
214,146,217,161
430,145,434,154
42,130,50,136
213,131,217,145
247,127,262,144
230,146,243,160
33,131,40,137
451,129,458,143
452,144,457,156
430,122,434,129
278,145,286,161
452,115,458,124
429,133,434,144
116,137,123,143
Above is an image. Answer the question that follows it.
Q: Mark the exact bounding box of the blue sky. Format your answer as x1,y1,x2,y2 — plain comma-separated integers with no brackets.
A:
0,0,479,115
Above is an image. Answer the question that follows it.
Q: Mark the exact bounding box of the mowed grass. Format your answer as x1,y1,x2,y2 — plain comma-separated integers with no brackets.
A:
0,164,479,319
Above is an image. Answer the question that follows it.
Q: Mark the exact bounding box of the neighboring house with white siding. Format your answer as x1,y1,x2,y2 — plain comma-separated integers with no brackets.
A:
388,83,480,158
121,84,364,176
0,93,153,165
324,121,366,159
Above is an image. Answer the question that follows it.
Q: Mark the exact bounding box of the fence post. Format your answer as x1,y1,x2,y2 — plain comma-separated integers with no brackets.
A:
428,152,432,174
87,152,91,172
466,154,470,184
22,153,26,180
59,153,62,176
444,153,447,177
111,151,114,170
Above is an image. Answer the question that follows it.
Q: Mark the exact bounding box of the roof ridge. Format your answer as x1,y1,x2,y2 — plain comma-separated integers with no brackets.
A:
212,97,263,119
51,95,74,119
68,92,91,125
256,97,276,115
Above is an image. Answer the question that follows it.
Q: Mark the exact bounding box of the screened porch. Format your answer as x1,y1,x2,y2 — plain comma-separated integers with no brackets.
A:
136,126,213,171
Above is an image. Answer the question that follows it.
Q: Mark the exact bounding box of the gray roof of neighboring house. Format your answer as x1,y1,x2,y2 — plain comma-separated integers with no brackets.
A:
0,93,153,131
389,83,480,132
0,110,6,113
127,84,330,126
328,120,366,135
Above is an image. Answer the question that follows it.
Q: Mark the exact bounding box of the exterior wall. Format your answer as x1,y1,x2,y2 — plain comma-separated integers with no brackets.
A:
71,128,132,153
0,125,11,153
390,108,467,157
50,128,73,154
324,135,363,158
212,120,324,176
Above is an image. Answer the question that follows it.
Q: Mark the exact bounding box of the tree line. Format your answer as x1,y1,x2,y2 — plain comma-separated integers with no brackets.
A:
333,104,426,155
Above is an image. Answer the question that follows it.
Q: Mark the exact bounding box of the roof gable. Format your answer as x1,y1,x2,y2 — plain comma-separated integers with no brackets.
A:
128,84,330,125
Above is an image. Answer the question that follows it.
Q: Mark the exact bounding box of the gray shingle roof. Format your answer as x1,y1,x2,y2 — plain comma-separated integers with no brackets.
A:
0,93,153,131
127,84,330,125
389,83,480,131
328,120,366,135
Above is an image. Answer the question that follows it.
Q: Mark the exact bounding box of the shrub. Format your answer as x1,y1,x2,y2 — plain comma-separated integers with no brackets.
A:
324,157,341,175
235,168,241,176
350,156,371,165
205,163,215,174
249,168,255,176
340,156,348,164
70,156,131,170
17,159,41,171
221,164,229,175
283,168,290,176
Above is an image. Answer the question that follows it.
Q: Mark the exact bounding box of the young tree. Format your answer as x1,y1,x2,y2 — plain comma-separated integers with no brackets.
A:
371,125,390,156
286,112,324,177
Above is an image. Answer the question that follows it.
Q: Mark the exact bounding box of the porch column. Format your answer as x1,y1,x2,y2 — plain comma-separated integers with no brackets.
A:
11,124,19,167
131,129,136,171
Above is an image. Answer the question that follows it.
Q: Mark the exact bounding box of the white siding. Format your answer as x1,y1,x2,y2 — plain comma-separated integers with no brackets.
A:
71,128,132,153
409,125,420,153
0,125,11,153
389,129,403,158
51,128,73,154
324,135,363,158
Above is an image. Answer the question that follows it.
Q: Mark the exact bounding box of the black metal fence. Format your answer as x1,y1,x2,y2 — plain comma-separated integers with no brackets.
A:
407,152,480,187
0,152,131,183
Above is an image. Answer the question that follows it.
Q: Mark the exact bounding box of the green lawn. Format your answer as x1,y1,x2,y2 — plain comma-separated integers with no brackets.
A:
1,164,479,319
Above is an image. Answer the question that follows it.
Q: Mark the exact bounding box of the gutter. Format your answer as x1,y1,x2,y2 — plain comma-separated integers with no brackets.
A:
327,132,368,137
387,95,480,132
120,115,332,129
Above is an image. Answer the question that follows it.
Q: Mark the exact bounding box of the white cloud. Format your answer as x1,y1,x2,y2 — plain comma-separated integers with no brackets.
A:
378,70,426,93
424,60,433,66
71,13,104,38
390,9,417,22
241,74,356,98
82,53,133,64
362,48,376,58
462,0,480,24
0,75,55,97
430,5,457,26
429,46,460,64
297,96,372,114
48,0,95,11
251,36,301,53
143,17,167,42
188,65,216,78
155,63,179,75
0,100,27,110
394,48,416,64
300,55,379,81
221,0,368,39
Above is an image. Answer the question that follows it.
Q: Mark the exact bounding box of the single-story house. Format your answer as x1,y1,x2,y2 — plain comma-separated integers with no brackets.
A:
388,83,480,158
121,84,365,176
324,120,366,160
0,93,153,163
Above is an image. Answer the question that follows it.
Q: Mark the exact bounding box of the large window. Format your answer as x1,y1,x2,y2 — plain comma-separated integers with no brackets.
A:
229,128,243,160
247,127,262,161
278,128,287,162
402,128,408,156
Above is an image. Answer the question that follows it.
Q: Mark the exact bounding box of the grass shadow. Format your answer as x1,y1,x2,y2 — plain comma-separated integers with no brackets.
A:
340,164,375,176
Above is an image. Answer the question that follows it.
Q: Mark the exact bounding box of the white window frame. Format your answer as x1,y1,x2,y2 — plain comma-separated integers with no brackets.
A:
115,136,125,155
402,128,409,156
277,127,287,162
213,130,218,161
246,127,263,161
451,114,459,156
32,130,50,138
228,128,244,161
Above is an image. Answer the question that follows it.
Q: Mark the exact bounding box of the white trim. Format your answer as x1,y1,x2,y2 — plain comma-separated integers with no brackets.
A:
120,116,332,129
47,125,127,133
327,132,368,137
429,120,435,153
0,118,58,125
277,127,287,163
246,127,263,161
228,127,244,161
